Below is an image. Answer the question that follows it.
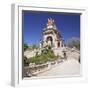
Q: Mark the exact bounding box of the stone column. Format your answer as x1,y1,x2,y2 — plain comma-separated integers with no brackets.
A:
54,40,57,48
60,41,62,47
39,42,42,48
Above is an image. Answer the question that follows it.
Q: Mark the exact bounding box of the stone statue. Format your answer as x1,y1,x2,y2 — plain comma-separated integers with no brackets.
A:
47,18,54,26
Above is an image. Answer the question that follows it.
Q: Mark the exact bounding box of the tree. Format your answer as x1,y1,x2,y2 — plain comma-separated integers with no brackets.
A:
67,37,80,50
24,56,29,66
32,44,38,49
24,43,29,51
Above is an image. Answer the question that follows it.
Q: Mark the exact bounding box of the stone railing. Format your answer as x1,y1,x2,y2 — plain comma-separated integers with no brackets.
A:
24,59,63,77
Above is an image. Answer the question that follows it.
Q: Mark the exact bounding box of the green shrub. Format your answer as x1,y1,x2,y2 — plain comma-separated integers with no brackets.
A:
24,44,29,51
29,48,58,65
24,56,29,66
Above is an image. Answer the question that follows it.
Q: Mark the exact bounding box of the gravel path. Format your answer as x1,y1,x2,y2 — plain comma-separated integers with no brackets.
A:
37,59,80,77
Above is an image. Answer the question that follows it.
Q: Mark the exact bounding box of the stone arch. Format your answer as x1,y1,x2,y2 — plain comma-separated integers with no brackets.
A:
57,42,60,47
46,36,53,47
47,36,53,41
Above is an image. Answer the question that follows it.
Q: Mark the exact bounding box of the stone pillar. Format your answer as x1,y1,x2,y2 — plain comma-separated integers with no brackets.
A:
39,42,42,48
39,40,42,48
60,41,62,47
54,40,57,48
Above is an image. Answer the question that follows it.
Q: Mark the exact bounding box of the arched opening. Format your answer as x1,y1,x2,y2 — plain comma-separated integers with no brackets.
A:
47,36,53,41
46,36,53,47
57,42,60,47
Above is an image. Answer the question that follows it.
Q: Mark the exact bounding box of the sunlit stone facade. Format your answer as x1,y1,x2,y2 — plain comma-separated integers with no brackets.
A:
40,18,64,48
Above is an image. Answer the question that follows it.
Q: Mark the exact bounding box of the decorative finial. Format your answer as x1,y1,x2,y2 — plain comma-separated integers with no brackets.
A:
47,18,54,26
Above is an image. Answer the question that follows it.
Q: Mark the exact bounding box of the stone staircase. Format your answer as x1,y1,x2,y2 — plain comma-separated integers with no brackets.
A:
53,47,80,61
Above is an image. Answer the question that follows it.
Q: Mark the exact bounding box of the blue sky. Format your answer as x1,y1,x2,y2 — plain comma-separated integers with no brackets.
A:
23,11,80,46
